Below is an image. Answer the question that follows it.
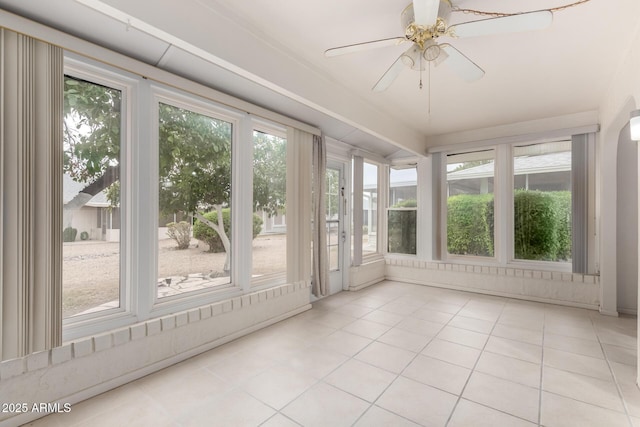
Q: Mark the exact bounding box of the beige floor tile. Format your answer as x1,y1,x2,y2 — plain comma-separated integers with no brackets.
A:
544,347,613,380
361,309,405,326
457,307,502,323
424,300,464,314
353,405,420,427
331,303,374,318
378,300,423,315
462,372,539,423
484,336,542,364
206,348,278,386
448,399,536,427
422,338,481,369
411,308,455,324
342,318,391,339
355,341,416,374
395,317,445,336
260,413,301,427
175,389,275,427
541,391,630,427
603,343,637,366
317,330,373,357
545,323,598,341
448,315,495,334
492,324,543,346
308,311,357,329
282,382,369,427
377,327,433,352
376,376,457,426
350,296,391,309
437,325,489,349
598,329,637,350
475,351,541,388
542,366,625,412
324,359,396,402
402,354,471,395
285,344,349,379
243,365,317,409
543,332,604,359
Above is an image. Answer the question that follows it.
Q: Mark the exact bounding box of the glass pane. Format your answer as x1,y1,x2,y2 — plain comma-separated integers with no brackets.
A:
447,150,495,257
252,130,287,280
388,210,417,254
63,76,121,317
157,102,232,298
389,165,417,255
363,162,378,255
513,141,572,261
326,167,341,272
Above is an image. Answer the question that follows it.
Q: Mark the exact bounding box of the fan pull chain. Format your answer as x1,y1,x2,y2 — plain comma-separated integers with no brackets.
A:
427,61,431,116
419,54,423,90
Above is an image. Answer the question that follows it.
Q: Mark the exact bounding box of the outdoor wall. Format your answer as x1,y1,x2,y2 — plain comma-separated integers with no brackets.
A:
385,260,600,309
0,282,311,427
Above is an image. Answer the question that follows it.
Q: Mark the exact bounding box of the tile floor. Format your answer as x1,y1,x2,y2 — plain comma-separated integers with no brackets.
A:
25,281,640,427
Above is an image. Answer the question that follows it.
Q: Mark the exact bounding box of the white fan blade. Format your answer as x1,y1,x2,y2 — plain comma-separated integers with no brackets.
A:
325,37,405,57
450,10,553,38
440,44,484,81
413,0,440,26
372,54,405,92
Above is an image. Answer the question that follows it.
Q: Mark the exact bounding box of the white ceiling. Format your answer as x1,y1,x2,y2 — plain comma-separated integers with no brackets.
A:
1,0,638,158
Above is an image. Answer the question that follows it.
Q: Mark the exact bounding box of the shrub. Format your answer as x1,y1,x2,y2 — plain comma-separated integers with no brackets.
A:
388,199,417,254
63,227,77,242
388,210,417,254
193,209,263,252
80,231,89,240
447,194,494,257
514,190,558,260
166,221,192,249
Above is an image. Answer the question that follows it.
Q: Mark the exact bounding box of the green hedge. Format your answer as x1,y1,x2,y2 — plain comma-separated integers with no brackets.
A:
447,193,495,257
193,209,263,253
447,190,571,261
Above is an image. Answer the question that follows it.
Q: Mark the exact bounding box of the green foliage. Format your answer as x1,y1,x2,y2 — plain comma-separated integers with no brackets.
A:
193,209,263,252
391,199,417,208
447,194,495,257
514,190,571,261
158,103,232,215
63,76,121,206
253,132,286,217
63,227,78,242
446,191,571,261
388,210,417,254
166,221,192,250
80,231,89,241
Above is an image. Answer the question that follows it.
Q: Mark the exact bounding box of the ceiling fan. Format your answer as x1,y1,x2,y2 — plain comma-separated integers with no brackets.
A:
324,0,553,91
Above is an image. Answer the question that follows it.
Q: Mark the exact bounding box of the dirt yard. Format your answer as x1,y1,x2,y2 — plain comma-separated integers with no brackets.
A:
63,234,287,317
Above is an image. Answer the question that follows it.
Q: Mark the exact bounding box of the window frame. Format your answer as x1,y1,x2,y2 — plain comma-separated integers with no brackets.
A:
387,163,418,256
440,140,575,272
62,55,138,341
62,53,304,340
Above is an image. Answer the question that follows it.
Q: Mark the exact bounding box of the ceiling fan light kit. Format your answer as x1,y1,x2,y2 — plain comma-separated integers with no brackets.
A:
324,0,590,92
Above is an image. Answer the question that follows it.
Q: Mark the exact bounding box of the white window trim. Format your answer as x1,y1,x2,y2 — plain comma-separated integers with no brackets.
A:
440,141,574,272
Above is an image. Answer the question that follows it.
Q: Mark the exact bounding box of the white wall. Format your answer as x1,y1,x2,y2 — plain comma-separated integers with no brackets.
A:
596,17,640,383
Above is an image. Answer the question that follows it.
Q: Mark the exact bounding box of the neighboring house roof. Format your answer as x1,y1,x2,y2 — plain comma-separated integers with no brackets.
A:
447,151,571,181
63,174,111,207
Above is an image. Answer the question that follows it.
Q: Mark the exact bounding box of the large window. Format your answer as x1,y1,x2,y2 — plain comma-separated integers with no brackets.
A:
446,150,495,258
62,74,123,318
513,141,571,262
252,129,287,281
388,165,417,254
157,101,233,299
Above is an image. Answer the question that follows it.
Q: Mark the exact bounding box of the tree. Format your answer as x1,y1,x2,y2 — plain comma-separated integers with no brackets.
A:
252,131,286,217
63,78,285,274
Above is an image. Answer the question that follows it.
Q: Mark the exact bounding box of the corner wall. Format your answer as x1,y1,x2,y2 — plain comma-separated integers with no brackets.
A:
0,282,311,427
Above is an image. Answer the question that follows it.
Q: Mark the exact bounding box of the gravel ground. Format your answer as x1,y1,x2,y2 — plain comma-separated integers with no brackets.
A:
63,234,286,317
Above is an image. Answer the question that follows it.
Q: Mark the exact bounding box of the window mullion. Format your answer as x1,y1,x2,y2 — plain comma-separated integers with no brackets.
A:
234,114,253,292
496,144,512,265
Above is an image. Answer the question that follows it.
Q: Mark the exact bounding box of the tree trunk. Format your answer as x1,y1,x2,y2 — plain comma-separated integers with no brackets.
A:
194,205,231,272
63,165,120,227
